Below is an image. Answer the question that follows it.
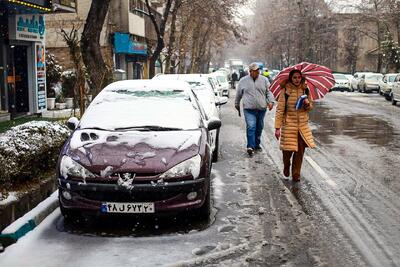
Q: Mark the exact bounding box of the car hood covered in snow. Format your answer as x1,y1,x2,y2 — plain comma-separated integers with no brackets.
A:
65,129,203,176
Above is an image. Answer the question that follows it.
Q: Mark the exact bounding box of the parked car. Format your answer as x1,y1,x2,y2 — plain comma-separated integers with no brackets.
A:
207,75,223,97
379,73,398,100
344,74,354,91
351,72,371,91
391,74,400,106
332,73,351,92
358,73,383,93
153,74,227,162
58,80,221,221
209,71,230,97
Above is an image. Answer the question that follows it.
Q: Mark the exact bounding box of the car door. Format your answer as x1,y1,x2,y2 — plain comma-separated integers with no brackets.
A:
394,75,400,100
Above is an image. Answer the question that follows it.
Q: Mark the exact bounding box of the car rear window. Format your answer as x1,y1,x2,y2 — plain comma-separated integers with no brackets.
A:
334,74,346,79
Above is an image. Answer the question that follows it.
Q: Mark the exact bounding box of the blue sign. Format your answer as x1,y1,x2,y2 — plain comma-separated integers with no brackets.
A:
13,14,45,41
114,32,147,55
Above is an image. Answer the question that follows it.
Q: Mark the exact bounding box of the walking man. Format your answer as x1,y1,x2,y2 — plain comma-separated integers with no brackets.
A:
235,62,275,156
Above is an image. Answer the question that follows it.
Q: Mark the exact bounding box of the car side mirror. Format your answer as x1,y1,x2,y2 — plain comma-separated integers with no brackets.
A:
215,96,228,106
66,117,79,130
207,118,221,131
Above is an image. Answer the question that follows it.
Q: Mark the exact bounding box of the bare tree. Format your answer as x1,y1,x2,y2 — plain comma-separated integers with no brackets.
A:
81,0,112,96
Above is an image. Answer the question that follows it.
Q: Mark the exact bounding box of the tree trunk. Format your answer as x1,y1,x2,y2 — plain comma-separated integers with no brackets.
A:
81,0,112,96
165,1,180,74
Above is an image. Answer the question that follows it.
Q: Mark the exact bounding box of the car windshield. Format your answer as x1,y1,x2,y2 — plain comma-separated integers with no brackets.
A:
186,81,208,90
334,74,346,80
79,88,202,131
217,76,227,83
366,74,383,81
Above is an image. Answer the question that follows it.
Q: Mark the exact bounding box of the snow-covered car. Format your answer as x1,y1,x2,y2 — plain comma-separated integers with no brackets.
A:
207,75,223,97
58,80,221,220
344,74,354,91
351,72,371,91
379,73,398,100
209,71,230,97
332,73,351,92
391,74,400,106
358,73,383,93
152,74,227,162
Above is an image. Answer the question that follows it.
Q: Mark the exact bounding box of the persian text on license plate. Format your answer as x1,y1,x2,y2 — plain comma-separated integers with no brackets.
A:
101,202,155,214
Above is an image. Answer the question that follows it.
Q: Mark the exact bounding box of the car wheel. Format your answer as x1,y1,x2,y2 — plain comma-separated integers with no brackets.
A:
60,204,82,223
195,176,211,220
379,88,383,95
392,94,398,106
212,129,220,162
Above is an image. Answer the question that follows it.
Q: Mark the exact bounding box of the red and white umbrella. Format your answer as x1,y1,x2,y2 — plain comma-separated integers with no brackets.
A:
269,62,335,100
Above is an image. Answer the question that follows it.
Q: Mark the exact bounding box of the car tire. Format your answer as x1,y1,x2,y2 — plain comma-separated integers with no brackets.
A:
195,176,211,220
212,129,220,163
379,88,383,95
392,94,398,106
60,204,82,223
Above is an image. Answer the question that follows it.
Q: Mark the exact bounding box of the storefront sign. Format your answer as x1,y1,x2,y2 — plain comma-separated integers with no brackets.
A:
35,43,46,111
9,14,46,42
114,32,147,55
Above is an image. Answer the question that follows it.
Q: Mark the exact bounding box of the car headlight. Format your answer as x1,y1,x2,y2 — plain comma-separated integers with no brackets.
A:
60,155,95,179
159,155,201,179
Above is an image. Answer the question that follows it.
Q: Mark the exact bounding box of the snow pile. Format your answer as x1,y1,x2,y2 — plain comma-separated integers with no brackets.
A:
0,121,70,188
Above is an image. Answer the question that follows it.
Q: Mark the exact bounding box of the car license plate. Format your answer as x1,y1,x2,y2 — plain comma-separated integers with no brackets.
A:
101,202,155,214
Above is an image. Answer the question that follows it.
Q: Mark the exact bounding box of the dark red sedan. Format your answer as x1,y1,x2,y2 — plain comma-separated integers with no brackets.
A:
57,80,221,220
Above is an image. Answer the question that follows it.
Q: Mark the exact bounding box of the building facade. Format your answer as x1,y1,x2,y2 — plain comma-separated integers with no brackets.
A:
45,0,162,81
0,0,75,120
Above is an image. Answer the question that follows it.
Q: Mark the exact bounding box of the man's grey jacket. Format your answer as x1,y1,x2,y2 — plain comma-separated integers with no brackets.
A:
235,75,275,110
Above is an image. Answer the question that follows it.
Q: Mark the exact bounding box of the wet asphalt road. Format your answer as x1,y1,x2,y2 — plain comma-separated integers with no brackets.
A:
263,91,400,266
1,90,399,266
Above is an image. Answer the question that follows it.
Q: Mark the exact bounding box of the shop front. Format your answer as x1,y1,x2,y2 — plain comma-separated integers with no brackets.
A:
0,0,50,119
113,32,147,80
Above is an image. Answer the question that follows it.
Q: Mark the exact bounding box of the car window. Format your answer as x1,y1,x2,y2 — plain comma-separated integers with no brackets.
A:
388,76,396,83
208,78,216,90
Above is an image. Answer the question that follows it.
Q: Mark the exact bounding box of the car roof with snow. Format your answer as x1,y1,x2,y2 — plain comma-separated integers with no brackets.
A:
79,80,203,131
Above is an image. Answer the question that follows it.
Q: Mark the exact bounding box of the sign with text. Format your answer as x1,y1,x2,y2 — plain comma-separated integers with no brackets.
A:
9,14,46,42
35,43,47,111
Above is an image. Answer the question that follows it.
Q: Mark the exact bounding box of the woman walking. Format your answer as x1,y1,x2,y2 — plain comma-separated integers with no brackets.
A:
274,70,316,182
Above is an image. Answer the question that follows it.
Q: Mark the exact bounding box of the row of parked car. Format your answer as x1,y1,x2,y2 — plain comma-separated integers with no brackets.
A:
332,72,400,105
57,72,231,222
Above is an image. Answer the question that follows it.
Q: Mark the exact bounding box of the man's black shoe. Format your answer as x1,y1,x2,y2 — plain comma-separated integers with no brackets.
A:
255,146,262,152
247,148,254,156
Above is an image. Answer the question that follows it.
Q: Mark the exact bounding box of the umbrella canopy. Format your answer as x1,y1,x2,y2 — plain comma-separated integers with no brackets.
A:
269,62,335,100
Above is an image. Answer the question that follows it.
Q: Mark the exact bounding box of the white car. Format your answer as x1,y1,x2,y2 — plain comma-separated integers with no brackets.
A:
332,73,351,92
358,73,383,93
344,74,354,91
379,73,398,100
391,74,400,106
207,75,223,97
153,74,227,162
209,71,230,97
352,72,372,91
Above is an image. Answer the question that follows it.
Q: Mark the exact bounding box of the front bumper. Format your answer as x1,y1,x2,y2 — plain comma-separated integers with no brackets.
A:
331,85,351,91
58,177,207,214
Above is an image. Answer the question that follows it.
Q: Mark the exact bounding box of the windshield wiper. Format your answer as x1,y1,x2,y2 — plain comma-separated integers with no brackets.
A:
114,126,183,131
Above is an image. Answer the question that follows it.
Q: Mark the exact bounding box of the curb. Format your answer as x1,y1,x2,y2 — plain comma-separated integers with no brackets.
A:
0,191,59,251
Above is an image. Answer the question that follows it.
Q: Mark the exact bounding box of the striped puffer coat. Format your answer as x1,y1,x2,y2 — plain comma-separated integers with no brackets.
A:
274,82,316,151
